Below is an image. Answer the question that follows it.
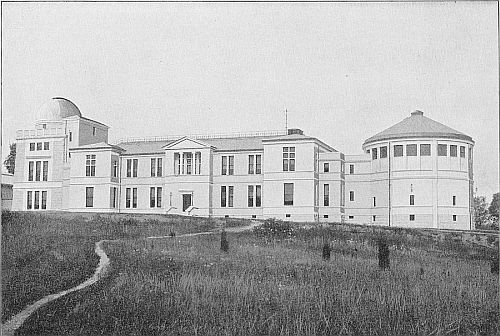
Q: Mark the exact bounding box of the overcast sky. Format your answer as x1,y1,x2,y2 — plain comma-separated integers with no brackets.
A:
1,2,498,199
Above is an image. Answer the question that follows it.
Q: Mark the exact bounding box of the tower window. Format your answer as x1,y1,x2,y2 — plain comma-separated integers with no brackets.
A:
410,194,414,205
372,148,378,160
349,191,354,202
438,144,447,156
460,146,465,158
93,127,96,136
324,162,329,173
380,146,387,158
406,144,417,156
349,164,354,174
453,196,456,206
450,145,457,157
394,145,403,157
420,144,431,156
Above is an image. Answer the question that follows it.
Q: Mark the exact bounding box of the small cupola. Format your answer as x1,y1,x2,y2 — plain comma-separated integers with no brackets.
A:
411,110,424,116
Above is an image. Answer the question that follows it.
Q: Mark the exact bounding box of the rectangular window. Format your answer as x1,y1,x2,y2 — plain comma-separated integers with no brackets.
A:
324,184,329,206
30,143,35,151
409,214,415,221
228,186,234,207
86,155,96,177
228,156,234,175
36,142,42,151
284,183,294,206
185,153,193,175
256,155,262,174
126,188,131,208
148,187,162,208
453,196,456,206
420,144,431,156
438,144,447,156
150,187,156,208
132,159,138,177
324,162,329,173
42,161,48,181
173,153,179,175
28,161,34,181
372,148,378,160
373,215,376,222
157,158,162,177
406,144,417,156
256,185,262,207
112,160,118,178
132,188,137,208
27,191,32,209
349,164,354,174
93,127,96,136
110,187,117,208
157,187,162,208
394,145,404,157
450,145,457,157
151,158,156,177
222,156,227,175
194,152,201,174
43,142,49,150
248,155,254,174
380,146,388,158
349,191,354,202
34,191,40,209
460,146,465,158
69,132,73,142
469,147,473,160
283,147,296,171
453,215,457,222
86,187,94,207
248,185,254,207
373,197,376,207
126,159,132,177
35,161,41,181
221,186,227,207
41,191,47,210
410,194,414,205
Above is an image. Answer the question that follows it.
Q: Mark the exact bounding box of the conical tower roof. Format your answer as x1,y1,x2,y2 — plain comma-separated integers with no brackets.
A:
363,110,473,146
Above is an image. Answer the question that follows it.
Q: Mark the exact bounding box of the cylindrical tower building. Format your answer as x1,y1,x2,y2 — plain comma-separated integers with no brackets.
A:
362,110,474,230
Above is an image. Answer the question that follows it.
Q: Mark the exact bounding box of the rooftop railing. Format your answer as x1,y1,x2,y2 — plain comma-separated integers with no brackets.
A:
16,128,66,139
115,130,288,143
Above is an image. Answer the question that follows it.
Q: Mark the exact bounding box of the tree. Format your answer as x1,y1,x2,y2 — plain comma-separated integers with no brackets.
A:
3,143,16,174
488,193,499,219
473,195,489,228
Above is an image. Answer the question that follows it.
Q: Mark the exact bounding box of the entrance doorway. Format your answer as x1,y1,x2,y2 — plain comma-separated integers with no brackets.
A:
182,194,192,212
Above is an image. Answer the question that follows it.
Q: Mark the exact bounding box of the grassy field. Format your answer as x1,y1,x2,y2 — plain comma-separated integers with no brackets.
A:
14,219,499,336
1,211,240,323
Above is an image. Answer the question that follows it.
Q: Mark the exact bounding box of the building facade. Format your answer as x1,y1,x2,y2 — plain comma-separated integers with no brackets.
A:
12,98,475,229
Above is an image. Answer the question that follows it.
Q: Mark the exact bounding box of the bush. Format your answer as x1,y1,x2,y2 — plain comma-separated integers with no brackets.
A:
378,239,390,270
322,241,331,261
220,230,229,252
253,218,294,238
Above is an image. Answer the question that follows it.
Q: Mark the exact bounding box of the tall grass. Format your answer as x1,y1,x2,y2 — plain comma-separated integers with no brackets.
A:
1,211,226,322
17,226,499,336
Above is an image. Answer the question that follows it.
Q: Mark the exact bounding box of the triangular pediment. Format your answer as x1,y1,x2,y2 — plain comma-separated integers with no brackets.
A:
162,137,214,150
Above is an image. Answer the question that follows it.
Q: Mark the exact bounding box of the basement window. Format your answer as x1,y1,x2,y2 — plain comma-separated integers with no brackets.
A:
409,214,415,221
252,215,257,219
348,215,354,220
323,215,328,219
285,214,291,218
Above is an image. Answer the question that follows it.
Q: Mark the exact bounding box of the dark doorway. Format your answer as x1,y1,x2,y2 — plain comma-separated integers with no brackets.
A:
182,194,192,212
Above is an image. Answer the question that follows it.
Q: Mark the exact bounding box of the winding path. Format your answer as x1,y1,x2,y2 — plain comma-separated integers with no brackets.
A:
2,221,260,336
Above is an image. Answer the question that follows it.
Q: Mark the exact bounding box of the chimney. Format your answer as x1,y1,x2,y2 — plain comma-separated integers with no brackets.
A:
411,110,424,116
287,128,304,135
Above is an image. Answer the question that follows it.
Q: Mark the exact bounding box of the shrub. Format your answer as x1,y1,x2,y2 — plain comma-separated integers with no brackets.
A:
378,239,390,270
322,241,331,261
220,230,229,252
491,258,499,275
253,218,294,238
